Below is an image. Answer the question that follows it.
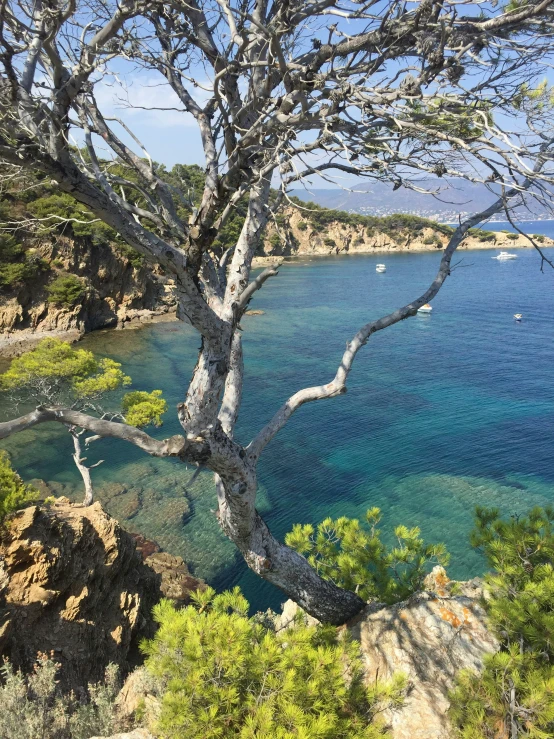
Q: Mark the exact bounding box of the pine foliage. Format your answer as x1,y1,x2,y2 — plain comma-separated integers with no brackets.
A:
0,451,38,523
450,506,554,738
142,587,406,738
285,508,449,604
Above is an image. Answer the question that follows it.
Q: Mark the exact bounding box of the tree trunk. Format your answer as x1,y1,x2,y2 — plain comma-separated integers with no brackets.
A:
69,429,94,507
216,474,365,624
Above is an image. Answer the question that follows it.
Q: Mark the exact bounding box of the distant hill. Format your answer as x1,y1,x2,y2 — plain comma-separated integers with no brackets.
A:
290,180,550,222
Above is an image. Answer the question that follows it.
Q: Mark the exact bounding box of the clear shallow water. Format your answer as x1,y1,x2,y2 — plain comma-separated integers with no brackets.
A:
2,243,554,613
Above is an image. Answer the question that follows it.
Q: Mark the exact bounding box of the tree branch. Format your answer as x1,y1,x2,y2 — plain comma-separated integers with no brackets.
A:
248,163,552,460
0,406,188,458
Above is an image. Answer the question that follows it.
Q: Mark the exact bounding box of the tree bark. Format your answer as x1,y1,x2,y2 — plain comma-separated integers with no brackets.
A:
69,428,94,507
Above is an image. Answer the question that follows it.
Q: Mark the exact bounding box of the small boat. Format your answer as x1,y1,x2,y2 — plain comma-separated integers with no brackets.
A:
514,313,522,322
417,303,433,314
376,264,386,272
493,252,518,260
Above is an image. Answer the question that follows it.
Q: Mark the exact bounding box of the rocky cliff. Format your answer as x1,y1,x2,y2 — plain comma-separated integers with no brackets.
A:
0,236,176,357
0,499,203,692
278,567,498,739
255,206,554,263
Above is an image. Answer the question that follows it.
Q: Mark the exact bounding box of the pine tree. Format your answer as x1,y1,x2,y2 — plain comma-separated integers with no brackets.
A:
450,507,554,738
285,508,449,604
142,587,406,738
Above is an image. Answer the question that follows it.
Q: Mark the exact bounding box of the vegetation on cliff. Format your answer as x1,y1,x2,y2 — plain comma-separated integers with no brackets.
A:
0,452,37,524
141,587,406,738
285,507,449,605
0,655,120,739
450,507,554,738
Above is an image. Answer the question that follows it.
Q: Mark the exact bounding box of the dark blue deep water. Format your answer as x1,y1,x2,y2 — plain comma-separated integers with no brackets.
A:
2,238,554,613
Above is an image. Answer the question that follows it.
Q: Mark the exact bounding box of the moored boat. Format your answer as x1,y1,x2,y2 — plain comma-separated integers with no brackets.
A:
493,252,518,260
376,264,386,272
417,303,433,314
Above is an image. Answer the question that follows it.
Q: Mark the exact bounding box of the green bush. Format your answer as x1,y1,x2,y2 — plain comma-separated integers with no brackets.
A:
142,587,406,738
0,451,38,523
285,508,449,604
115,243,144,269
534,234,546,243
0,653,120,739
46,275,85,307
297,221,308,231
506,232,519,241
324,238,337,247
268,232,281,249
450,507,554,738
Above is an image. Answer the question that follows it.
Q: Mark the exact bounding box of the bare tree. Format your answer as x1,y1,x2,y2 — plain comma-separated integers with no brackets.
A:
0,0,553,623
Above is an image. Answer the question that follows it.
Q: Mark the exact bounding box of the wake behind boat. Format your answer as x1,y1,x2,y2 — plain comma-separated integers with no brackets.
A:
493,252,518,260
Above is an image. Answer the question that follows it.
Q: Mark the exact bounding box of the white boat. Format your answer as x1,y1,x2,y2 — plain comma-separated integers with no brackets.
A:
493,252,518,260
417,303,433,314
376,264,386,273
514,313,522,321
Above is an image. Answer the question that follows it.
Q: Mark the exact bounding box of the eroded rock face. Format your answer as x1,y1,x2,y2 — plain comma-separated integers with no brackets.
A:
0,500,203,691
0,236,177,357
349,570,498,739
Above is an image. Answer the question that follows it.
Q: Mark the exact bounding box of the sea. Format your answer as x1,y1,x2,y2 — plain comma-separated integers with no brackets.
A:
1,219,554,613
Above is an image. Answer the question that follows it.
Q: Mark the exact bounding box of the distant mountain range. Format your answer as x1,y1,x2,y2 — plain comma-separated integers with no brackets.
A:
290,180,551,223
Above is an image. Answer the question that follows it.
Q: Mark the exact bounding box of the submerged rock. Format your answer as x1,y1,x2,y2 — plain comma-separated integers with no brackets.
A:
0,499,204,691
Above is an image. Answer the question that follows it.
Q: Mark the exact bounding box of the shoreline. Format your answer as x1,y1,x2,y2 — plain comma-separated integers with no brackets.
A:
2,241,551,357
0,309,177,359
252,240,552,268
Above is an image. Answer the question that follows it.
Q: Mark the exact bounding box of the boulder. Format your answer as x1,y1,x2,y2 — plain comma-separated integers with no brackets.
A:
349,570,498,739
0,499,204,691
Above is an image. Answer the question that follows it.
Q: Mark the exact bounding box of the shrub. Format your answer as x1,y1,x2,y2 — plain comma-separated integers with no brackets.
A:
46,275,85,307
534,234,546,243
142,588,406,738
121,389,167,427
422,234,442,246
51,258,64,269
324,238,337,247
506,232,519,241
0,653,120,739
115,244,144,269
0,451,38,523
285,508,449,604
450,507,554,738
297,220,308,231
268,232,281,249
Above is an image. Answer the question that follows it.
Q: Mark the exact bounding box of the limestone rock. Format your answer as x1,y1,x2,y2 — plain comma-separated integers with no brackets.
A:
0,235,177,357
0,500,204,691
349,578,498,739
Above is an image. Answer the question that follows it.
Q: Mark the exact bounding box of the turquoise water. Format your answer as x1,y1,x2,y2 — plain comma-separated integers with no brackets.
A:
2,243,554,613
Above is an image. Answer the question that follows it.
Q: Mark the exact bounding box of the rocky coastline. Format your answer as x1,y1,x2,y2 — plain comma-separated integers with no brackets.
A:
0,235,177,358
1,207,550,357
0,497,498,738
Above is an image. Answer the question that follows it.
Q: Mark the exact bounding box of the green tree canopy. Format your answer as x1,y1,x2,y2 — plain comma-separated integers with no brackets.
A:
142,587,406,739
285,508,449,605
450,507,554,738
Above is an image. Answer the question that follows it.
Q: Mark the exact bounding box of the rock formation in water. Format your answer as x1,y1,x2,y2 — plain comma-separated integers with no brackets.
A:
0,236,177,357
0,499,204,691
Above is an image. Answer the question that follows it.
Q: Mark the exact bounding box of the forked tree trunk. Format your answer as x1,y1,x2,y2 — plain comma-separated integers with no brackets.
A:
69,428,94,507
